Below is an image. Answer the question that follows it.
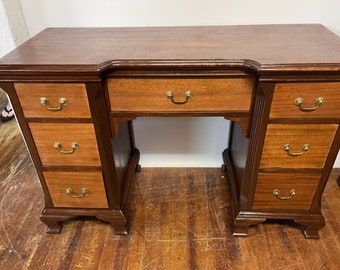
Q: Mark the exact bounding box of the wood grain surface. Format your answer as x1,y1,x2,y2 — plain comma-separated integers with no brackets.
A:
28,123,101,167
15,83,91,119
108,77,254,113
1,25,340,72
0,90,339,269
260,124,338,169
270,82,340,120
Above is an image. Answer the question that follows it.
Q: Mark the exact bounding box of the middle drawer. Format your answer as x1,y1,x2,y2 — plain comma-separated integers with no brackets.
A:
107,77,254,113
260,124,338,169
29,123,101,167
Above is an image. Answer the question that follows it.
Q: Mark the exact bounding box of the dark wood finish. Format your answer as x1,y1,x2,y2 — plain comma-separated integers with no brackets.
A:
1,120,340,269
1,25,340,239
1,25,340,72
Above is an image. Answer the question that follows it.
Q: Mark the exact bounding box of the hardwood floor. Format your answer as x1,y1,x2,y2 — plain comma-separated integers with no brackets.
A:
0,91,339,269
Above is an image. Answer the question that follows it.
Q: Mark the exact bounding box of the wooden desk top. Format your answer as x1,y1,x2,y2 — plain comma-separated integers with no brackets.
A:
1,24,340,73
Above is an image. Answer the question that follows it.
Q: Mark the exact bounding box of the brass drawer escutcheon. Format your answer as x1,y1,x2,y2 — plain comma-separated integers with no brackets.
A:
273,189,297,200
54,142,79,154
283,144,310,156
66,187,88,198
40,97,68,111
166,91,192,104
294,97,325,112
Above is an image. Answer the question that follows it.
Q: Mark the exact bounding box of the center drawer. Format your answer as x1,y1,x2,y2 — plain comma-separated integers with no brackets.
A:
107,77,254,113
29,123,101,167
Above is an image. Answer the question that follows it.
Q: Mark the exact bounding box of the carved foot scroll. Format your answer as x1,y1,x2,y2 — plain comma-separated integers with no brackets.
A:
294,216,325,239
232,216,266,237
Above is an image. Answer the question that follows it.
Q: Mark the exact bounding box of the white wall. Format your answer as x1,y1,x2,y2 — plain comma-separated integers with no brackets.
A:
0,0,28,57
8,1,340,166
19,0,340,36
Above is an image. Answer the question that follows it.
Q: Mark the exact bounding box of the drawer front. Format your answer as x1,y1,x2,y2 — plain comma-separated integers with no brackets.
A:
15,83,91,118
252,173,320,210
44,171,108,208
108,77,254,113
29,123,101,166
270,82,340,119
260,124,338,169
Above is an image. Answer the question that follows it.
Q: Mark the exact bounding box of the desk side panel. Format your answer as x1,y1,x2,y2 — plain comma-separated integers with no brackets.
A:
228,122,249,194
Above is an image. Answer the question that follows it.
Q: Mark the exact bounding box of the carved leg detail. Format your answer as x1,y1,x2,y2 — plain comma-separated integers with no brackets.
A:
135,164,142,172
40,215,74,234
232,217,266,237
294,217,325,239
221,164,227,172
96,212,129,235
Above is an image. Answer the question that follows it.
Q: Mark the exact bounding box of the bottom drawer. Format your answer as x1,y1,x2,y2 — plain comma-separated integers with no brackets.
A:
252,173,320,210
44,171,108,208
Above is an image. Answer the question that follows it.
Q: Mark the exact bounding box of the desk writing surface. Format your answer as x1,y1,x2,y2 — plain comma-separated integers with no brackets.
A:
1,24,340,72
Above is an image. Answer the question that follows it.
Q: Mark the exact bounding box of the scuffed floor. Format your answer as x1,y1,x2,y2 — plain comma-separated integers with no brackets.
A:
0,92,339,269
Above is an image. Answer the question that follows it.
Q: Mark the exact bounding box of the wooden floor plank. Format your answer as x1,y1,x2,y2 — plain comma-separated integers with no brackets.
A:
0,92,340,269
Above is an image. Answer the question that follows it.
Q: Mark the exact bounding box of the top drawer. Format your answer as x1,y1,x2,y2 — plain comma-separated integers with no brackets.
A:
15,83,91,119
270,82,340,120
107,77,254,113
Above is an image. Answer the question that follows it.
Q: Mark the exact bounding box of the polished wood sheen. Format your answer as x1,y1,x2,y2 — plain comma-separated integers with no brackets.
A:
15,83,91,119
260,124,338,168
108,77,254,113
29,123,101,166
1,24,340,239
270,82,340,119
1,25,340,68
253,173,320,210
43,171,108,208
0,113,340,269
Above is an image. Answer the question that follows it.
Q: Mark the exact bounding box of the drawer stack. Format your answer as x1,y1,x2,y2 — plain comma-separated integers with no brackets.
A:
15,83,108,210
252,82,340,236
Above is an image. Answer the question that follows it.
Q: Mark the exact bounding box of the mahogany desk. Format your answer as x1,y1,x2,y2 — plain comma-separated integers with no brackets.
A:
1,24,340,239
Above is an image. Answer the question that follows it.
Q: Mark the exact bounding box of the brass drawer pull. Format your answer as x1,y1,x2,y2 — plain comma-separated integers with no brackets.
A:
166,91,192,104
54,142,79,154
66,187,88,198
273,189,297,200
40,97,67,111
294,97,325,112
283,144,310,156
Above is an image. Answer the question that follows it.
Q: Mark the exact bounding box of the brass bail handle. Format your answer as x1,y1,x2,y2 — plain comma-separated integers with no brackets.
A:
166,91,192,105
273,189,297,200
40,97,67,111
283,144,310,156
66,187,88,198
54,142,79,154
294,97,325,112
